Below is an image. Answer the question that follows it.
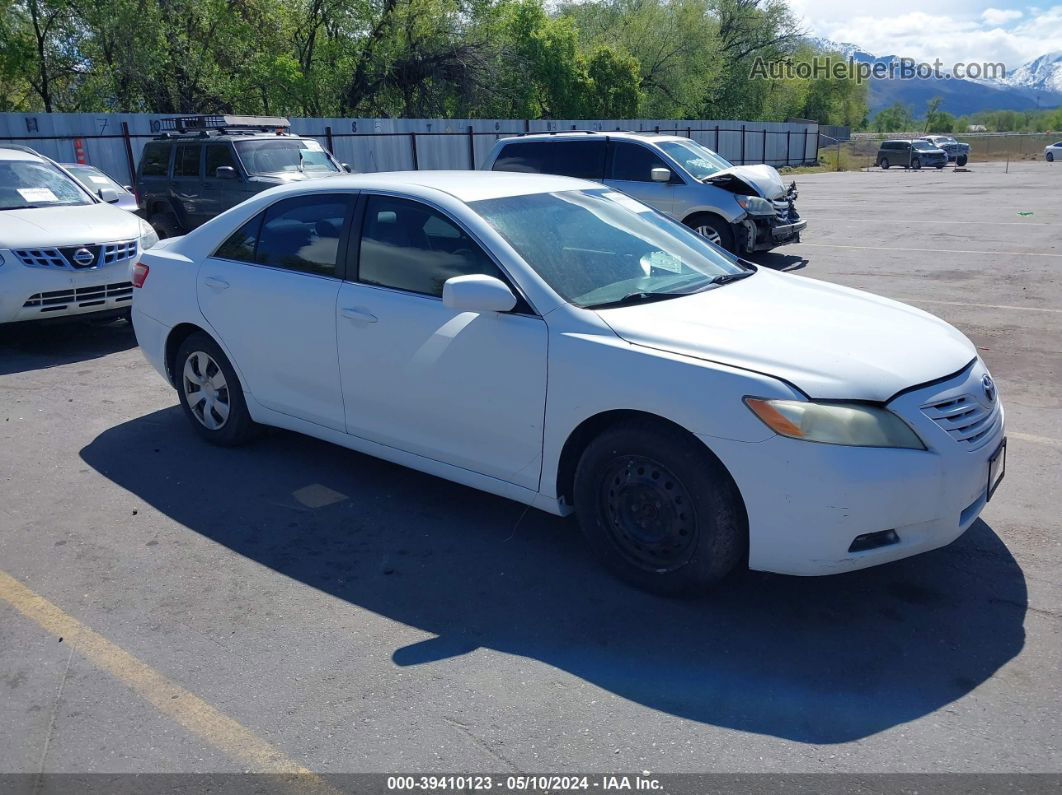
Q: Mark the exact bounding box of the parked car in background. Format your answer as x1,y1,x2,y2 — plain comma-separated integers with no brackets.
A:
132,170,1004,595
481,131,805,255
0,145,157,325
917,135,970,166
1045,142,1062,162
136,115,350,239
62,163,138,212
876,140,948,170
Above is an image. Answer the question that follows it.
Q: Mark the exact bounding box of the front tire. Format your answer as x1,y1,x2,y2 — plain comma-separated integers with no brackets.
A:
911,158,922,170
175,332,259,446
573,420,746,596
880,158,890,169
957,154,968,166
1048,152,1055,162
685,214,737,254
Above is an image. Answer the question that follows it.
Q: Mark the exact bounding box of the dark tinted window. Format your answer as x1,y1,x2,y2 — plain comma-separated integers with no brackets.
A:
256,194,352,277
140,142,171,177
174,145,201,178
214,215,262,262
492,140,605,180
609,142,670,182
205,145,237,177
358,195,503,297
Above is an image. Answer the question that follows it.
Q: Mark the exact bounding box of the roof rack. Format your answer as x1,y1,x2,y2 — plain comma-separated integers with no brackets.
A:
156,115,291,135
513,128,659,138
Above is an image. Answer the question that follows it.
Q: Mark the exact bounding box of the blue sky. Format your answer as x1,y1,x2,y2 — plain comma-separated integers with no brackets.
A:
792,1,1062,69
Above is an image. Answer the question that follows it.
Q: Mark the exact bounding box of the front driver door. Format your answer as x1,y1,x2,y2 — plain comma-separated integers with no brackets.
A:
604,141,677,217
336,194,548,490
197,192,355,430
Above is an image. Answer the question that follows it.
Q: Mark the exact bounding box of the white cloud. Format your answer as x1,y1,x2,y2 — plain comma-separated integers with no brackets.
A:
981,8,1023,25
799,4,1062,70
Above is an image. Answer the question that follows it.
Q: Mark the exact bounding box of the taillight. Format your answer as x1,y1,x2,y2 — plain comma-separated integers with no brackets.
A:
131,261,149,288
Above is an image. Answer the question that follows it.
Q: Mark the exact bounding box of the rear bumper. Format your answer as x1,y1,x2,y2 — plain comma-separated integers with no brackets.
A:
131,306,172,384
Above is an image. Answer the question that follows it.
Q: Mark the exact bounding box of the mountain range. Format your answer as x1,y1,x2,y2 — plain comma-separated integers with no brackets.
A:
806,37,1062,115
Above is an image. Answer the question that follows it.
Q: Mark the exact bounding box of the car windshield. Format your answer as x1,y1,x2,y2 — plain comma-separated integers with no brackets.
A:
235,139,340,176
65,165,126,195
470,189,749,308
0,159,92,210
657,139,733,180
913,141,936,150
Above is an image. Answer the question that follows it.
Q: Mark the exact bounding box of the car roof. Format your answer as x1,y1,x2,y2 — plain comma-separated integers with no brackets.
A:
148,132,309,142
0,146,45,162
501,131,686,145
264,170,599,203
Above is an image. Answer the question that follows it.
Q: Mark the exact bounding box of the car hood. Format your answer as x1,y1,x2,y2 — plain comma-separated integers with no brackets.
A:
595,269,975,401
0,203,142,248
706,164,786,199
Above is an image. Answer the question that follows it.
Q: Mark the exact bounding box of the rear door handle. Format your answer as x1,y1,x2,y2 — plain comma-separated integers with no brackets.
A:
204,276,229,290
341,307,378,324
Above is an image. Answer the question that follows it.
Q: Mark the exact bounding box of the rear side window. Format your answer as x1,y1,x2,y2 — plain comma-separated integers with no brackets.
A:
140,142,171,177
205,145,237,177
174,145,201,178
214,215,262,262
609,142,671,182
492,140,605,180
358,195,503,297
255,194,352,277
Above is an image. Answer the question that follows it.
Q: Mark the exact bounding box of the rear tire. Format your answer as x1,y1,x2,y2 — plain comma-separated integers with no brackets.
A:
148,211,181,240
880,158,890,169
1048,152,1055,162
911,158,922,170
174,332,259,446
573,420,746,596
936,164,945,169
685,214,737,254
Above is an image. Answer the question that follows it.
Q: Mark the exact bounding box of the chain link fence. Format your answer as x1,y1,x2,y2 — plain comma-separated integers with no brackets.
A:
813,132,1060,172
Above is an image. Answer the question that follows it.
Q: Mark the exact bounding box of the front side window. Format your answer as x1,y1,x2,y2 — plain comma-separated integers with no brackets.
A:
235,139,339,176
0,159,92,210
358,195,503,297
913,141,936,151
255,194,352,276
609,142,673,182
657,139,732,180
174,145,201,178
471,189,747,308
64,165,126,195
205,145,238,178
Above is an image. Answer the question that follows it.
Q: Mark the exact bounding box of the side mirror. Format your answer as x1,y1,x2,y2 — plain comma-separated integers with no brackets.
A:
122,185,133,192
442,274,517,313
98,188,119,203
342,163,353,173
215,165,238,179
650,167,672,183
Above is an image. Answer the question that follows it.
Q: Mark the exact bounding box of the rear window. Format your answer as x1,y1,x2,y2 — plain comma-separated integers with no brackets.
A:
492,140,606,180
140,142,171,177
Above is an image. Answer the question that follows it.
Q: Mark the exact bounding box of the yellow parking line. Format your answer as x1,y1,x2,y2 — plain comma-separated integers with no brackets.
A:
0,570,333,789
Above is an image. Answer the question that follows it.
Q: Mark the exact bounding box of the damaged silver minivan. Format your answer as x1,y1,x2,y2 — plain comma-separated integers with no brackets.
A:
481,131,806,255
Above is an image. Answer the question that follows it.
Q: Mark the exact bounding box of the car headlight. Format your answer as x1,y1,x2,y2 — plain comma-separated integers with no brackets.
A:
744,398,925,449
138,218,159,250
736,196,775,216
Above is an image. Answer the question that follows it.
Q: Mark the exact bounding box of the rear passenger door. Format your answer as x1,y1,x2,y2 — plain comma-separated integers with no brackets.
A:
197,192,355,430
603,141,676,216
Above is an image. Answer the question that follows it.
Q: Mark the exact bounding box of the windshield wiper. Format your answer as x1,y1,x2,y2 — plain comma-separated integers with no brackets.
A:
585,290,694,309
709,270,755,285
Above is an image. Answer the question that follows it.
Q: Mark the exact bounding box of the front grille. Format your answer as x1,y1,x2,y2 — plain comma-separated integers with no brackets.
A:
23,282,133,313
772,198,798,224
921,393,1001,449
13,240,137,270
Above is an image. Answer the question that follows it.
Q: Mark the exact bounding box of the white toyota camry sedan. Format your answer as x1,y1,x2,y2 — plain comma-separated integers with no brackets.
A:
131,171,1005,594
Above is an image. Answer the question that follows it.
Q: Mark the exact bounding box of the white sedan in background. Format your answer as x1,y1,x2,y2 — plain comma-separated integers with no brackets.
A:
131,171,1005,594
1046,142,1062,162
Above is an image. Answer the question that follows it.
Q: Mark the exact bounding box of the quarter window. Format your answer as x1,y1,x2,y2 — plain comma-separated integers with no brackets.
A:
214,215,262,263
174,145,201,178
609,142,671,182
358,196,503,297
255,194,352,277
492,140,606,180
139,142,171,177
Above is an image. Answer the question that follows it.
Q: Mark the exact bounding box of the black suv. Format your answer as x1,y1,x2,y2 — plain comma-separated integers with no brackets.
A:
136,115,349,238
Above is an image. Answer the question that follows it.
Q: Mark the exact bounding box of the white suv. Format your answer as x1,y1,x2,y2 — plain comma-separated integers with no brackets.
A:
0,145,158,325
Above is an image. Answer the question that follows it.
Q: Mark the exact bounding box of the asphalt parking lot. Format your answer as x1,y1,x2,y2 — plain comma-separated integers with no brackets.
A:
1,160,1059,778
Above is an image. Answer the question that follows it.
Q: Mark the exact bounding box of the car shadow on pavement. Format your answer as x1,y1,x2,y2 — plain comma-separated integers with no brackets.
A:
0,320,136,376
81,407,1027,745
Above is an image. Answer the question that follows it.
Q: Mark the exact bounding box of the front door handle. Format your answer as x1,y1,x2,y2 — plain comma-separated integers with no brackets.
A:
204,276,229,290
341,307,378,324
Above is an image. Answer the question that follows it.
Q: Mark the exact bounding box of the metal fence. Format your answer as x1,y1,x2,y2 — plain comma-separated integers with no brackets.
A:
0,113,820,186
817,132,1059,171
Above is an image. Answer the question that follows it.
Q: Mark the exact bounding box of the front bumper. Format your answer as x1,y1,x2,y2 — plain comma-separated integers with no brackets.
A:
0,254,135,324
704,360,1005,576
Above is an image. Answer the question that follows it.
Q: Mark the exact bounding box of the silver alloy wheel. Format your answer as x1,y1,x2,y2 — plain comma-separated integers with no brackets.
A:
695,224,722,245
182,351,230,430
